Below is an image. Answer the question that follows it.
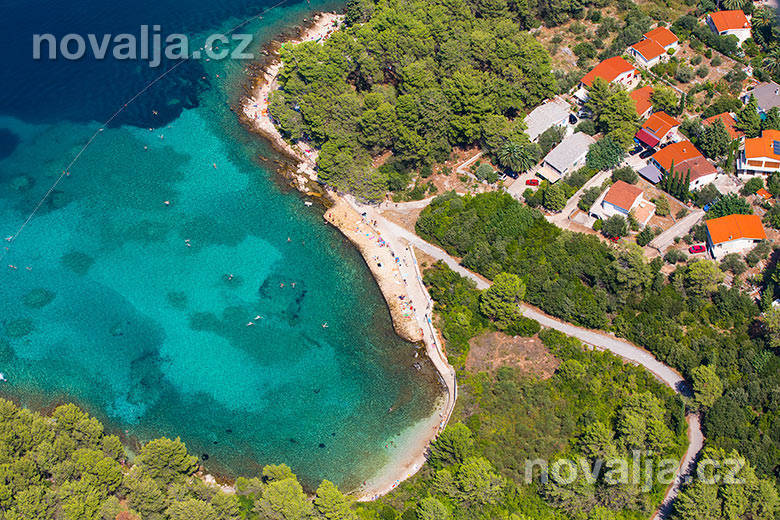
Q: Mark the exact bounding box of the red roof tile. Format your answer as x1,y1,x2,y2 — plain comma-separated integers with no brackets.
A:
644,27,679,48
641,111,680,139
603,180,643,211
581,57,635,87
703,112,743,140
709,10,751,32
630,86,654,117
706,214,765,244
632,39,666,61
651,140,703,171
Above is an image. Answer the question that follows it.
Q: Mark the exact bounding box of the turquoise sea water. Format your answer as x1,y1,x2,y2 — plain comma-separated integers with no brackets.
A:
0,1,440,490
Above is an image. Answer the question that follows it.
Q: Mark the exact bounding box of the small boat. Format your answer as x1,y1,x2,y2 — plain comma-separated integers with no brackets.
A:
0,373,7,382
304,201,313,207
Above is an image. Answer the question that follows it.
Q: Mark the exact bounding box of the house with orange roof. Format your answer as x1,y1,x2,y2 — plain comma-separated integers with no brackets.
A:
575,57,636,101
629,27,679,68
635,111,680,148
703,112,744,141
707,10,752,45
589,180,656,227
705,214,766,259
737,129,780,176
651,140,719,190
630,86,654,119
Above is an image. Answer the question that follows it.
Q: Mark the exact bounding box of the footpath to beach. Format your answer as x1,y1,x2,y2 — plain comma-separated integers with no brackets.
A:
241,12,457,500
240,12,702,514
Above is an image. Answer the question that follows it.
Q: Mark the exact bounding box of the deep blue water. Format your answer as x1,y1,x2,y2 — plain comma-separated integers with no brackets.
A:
0,0,440,489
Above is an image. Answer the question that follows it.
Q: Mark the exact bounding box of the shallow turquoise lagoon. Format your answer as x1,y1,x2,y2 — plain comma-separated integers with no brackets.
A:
0,3,440,490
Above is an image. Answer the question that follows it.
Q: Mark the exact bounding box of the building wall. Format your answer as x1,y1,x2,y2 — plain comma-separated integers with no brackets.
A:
707,235,761,259
689,173,717,191
736,151,780,175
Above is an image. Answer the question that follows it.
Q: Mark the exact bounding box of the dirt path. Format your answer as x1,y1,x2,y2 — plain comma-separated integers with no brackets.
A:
359,208,704,518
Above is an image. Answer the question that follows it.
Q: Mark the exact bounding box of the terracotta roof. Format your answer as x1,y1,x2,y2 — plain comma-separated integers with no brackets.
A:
744,129,780,160
603,180,643,211
632,38,666,61
709,10,751,32
631,86,653,117
676,155,718,183
641,111,680,139
703,112,743,140
644,27,679,48
581,57,635,87
706,214,765,245
757,188,773,200
651,140,703,171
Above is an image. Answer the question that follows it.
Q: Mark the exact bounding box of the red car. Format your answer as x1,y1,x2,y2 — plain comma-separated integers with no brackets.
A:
689,244,706,253
608,236,619,242
525,178,539,186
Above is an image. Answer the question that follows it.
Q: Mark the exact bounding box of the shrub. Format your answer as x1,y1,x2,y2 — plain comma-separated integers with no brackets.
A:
675,65,695,83
711,55,722,67
576,119,597,135
475,163,498,183
664,249,688,264
636,227,657,246
691,55,703,66
720,253,747,275
611,166,639,184
593,218,603,231
654,196,670,217
696,65,709,78
603,215,628,238
741,177,764,196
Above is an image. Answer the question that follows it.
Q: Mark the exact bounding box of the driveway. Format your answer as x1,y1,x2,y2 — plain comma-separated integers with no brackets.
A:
548,169,611,225
648,209,705,253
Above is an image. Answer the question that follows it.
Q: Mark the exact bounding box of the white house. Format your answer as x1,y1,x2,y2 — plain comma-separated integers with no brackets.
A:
705,214,766,259
629,27,679,68
590,180,656,227
538,132,596,183
524,97,571,142
707,10,752,46
575,57,637,102
737,129,780,176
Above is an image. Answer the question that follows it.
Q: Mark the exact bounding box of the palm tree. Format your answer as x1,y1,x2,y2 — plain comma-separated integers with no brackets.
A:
763,47,780,78
752,6,773,28
497,141,538,174
721,0,746,10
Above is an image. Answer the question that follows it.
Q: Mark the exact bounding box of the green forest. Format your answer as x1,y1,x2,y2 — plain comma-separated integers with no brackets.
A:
0,399,360,520
269,0,558,199
415,190,780,518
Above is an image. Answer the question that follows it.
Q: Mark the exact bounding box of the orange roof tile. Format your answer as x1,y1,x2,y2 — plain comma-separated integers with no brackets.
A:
709,10,751,32
744,129,780,161
651,140,703,171
644,27,679,48
641,111,680,139
581,57,635,87
603,180,643,211
703,112,743,140
706,214,765,245
677,156,718,182
757,188,772,200
631,86,654,117
632,39,666,61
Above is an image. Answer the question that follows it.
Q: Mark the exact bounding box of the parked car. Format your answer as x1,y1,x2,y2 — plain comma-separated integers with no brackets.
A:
505,170,518,179
689,244,706,253
639,148,654,159
629,145,643,156
608,236,619,243
526,178,539,186
569,114,578,125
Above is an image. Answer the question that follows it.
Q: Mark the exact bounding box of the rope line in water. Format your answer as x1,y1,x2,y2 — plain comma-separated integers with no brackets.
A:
2,0,297,264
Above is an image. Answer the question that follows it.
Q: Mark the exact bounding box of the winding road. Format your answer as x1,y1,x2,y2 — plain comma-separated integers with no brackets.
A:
352,200,704,519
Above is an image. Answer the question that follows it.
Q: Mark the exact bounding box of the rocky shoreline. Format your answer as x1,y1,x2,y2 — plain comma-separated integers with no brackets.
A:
237,11,458,499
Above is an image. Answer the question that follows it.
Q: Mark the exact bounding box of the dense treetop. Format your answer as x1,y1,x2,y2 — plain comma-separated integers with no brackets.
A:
270,0,558,198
